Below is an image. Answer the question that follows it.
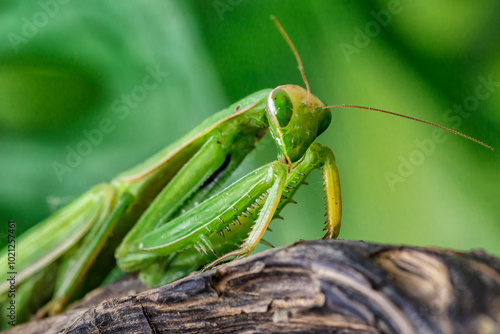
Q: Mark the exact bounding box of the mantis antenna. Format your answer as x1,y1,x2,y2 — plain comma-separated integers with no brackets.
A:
271,16,311,105
323,104,494,150
271,16,493,151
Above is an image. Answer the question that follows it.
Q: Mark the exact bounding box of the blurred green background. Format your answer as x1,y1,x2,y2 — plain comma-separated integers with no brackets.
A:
0,1,499,255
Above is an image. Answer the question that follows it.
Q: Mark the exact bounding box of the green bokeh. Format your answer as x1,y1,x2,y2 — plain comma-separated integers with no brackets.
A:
0,1,499,257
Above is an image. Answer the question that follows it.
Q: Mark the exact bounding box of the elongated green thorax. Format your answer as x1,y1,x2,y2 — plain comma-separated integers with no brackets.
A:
266,85,331,164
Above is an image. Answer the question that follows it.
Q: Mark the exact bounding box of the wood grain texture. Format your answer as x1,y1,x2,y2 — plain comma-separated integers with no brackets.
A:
6,239,500,334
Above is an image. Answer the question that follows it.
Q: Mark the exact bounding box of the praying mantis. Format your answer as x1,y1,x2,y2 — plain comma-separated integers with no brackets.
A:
0,17,493,327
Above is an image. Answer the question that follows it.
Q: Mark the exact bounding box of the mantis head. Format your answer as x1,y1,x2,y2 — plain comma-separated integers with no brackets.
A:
266,84,331,165
268,16,493,163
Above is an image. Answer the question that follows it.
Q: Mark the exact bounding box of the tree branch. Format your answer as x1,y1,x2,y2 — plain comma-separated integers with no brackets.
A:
7,239,500,333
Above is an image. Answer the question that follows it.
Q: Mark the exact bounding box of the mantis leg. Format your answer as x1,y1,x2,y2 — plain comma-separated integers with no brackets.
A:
203,162,287,268
116,130,255,272
203,142,341,268
1,262,57,325
0,183,122,317
0,184,113,292
272,142,341,238
320,145,342,239
48,190,134,314
135,162,286,285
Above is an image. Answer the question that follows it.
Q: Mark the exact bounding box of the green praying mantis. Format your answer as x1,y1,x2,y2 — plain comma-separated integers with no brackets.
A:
0,18,493,327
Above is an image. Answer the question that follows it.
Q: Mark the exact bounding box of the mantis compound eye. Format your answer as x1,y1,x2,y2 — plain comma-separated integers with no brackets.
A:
316,107,332,136
269,89,293,128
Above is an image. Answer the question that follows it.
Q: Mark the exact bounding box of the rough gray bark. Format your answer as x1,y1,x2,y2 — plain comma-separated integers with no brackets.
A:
6,239,500,334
